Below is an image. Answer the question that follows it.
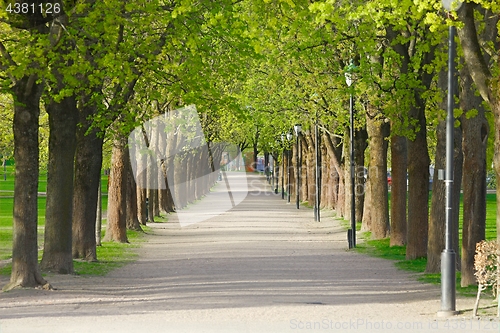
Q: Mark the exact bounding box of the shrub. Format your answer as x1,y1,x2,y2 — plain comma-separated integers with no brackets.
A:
473,240,498,316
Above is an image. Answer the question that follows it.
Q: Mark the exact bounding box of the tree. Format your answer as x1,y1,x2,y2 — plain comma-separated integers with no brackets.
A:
456,2,499,261
40,20,78,272
0,3,54,289
3,75,51,290
459,64,488,287
390,133,407,246
104,135,129,243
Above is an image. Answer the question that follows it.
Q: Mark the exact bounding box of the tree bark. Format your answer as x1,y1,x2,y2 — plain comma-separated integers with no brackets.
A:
323,132,344,216
40,95,78,274
136,149,148,225
344,130,353,223
460,65,488,287
4,75,49,290
126,161,142,231
104,136,129,243
72,100,104,261
354,127,368,224
137,187,148,225
406,103,430,260
320,145,334,209
302,134,311,204
390,134,407,246
364,111,390,239
426,118,446,273
426,122,463,272
456,7,499,302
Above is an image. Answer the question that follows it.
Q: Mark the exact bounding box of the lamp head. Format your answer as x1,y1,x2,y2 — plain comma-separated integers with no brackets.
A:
286,132,293,141
294,124,302,136
345,73,353,87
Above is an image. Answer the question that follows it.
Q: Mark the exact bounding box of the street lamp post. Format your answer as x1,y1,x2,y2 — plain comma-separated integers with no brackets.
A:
345,67,356,249
294,124,302,209
314,119,321,222
281,134,285,199
274,154,279,194
286,132,293,203
438,0,462,318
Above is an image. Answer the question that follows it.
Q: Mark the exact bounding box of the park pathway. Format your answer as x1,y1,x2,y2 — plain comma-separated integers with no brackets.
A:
0,173,485,332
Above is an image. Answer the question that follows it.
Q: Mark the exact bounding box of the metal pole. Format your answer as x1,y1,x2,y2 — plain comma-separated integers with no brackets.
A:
349,94,356,248
274,155,279,194
315,123,321,222
296,133,300,209
438,24,457,317
287,149,291,203
281,148,285,199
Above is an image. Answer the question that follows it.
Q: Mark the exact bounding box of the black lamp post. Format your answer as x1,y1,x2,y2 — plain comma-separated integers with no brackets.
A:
281,134,285,199
314,117,321,222
345,66,356,249
286,132,293,203
274,153,279,194
294,124,302,209
438,0,462,318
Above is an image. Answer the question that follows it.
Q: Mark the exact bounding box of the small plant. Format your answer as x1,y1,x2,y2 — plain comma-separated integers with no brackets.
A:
473,240,498,317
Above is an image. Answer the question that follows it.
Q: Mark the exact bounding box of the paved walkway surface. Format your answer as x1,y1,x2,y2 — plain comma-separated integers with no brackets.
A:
0,173,492,332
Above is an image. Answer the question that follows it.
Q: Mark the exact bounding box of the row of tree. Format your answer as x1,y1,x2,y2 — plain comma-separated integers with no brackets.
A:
0,0,498,291
0,0,253,290
238,0,498,288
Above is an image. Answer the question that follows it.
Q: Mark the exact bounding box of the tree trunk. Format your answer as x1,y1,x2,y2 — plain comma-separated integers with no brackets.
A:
159,160,175,214
364,112,390,239
426,120,463,272
301,134,311,204
104,136,129,243
4,76,49,291
136,148,148,225
323,132,344,217
253,138,259,170
390,134,407,246
406,103,430,260
147,176,157,222
72,101,104,261
344,129,352,223
456,6,499,300
305,134,315,205
40,95,78,274
137,187,148,225
126,161,142,231
320,145,331,209
427,118,447,272
362,174,372,232
460,66,488,287
354,128,368,224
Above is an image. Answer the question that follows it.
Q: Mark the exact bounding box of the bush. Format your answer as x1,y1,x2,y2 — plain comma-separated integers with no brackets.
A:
473,240,498,316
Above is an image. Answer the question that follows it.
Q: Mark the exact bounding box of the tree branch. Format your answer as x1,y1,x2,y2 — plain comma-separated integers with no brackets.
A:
457,3,492,103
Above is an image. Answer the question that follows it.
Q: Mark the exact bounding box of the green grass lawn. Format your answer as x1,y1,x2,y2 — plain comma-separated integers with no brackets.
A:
356,191,497,298
0,165,131,277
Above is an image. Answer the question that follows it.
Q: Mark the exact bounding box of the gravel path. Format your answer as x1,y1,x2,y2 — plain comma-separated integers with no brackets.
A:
0,172,493,332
